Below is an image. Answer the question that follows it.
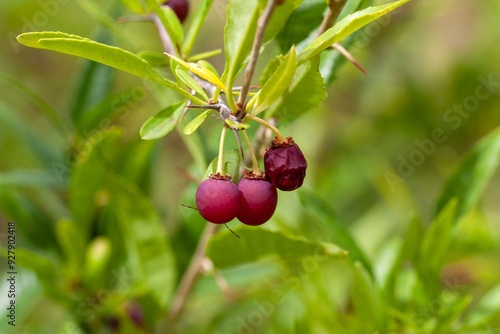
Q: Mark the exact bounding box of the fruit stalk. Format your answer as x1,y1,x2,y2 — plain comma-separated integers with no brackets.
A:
241,130,262,174
216,126,227,174
246,115,285,144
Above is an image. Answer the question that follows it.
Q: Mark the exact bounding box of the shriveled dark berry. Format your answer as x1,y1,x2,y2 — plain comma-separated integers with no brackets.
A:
264,137,307,191
162,0,189,23
237,176,278,226
195,176,240,224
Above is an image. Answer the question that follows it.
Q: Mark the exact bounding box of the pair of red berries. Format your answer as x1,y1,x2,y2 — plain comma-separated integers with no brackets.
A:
196,139,307,226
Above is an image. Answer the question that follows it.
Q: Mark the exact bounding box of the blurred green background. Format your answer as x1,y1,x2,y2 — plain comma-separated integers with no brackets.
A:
1,0,500,333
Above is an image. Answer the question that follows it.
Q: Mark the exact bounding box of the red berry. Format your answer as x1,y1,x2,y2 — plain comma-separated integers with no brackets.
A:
162,0,189,23
264,137,307,191
237,176,278,226
195,176,240,224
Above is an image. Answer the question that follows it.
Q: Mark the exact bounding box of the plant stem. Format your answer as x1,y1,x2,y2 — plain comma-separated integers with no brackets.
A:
241,130,261,174
168,223,219,322
316,1,366,75
316,0,347,37
151,14,176,56
246,115,285,143
332,43,367,75
236,0,278,116
217,126,227,174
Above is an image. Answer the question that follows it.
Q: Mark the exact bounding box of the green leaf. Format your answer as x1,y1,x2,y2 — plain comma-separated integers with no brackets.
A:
16,248,64,299
463,283,500,328
268,57,326,123
161,5,184,43
262,0,304,44
318,0,375,86
197,59,220,77
16,32,206,105
76,88,138,132
187,49,222,62
144,0,183,44
17,32,160,81
140,100,186,140
0,101,62,170
175,68,210,101
0,71,68,136
0,169,62,188
69,128,123,239
183,109,210,135
137,50,170,66
298,0,410,64
435,127,500,223
167,53,227,91
225,118,250,130
275,0,327,52
120,0,146,14
69,55,114,125
203,149,241,180
417,199,458,289
182,0,214,56
207,227,347,269
299,190,373,273
224,0,260,83
351,262,385,331
382,216,423,293
108,175,176,309
55,219,86,274
250,45,297,115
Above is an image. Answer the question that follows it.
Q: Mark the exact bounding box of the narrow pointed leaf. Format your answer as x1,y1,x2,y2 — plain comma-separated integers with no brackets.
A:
183,110,210,135
166,53,227,91
17,32,206,104
251,45,297,115
175,68,209,101
207,227,347,269
224,0,260,82
298,0,410,64
183,0,214,56
435,127,500,222
140,101,186,140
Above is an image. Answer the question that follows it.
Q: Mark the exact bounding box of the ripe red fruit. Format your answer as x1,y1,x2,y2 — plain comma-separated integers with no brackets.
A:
264,137,307,191
195,176,240,224
162,0,189,23
237,176,278,226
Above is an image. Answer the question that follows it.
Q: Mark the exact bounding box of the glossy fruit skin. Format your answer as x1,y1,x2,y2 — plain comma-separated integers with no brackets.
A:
196,177,240,224
237,177,278,226
162,0,189,23
264,139,307,191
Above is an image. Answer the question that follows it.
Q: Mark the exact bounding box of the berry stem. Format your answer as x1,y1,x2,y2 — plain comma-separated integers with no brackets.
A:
245,115,285,144
241,130,261,174
216,126,227,175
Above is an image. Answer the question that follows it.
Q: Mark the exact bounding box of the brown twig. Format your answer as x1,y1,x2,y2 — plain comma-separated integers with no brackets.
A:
168,223,219,322
316,0,347,37
332,43,368,75
236,0,279,118
151,14,176,56
317,0,367,76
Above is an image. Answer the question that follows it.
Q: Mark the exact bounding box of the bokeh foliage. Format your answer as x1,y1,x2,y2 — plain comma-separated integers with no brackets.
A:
1,0,500,333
